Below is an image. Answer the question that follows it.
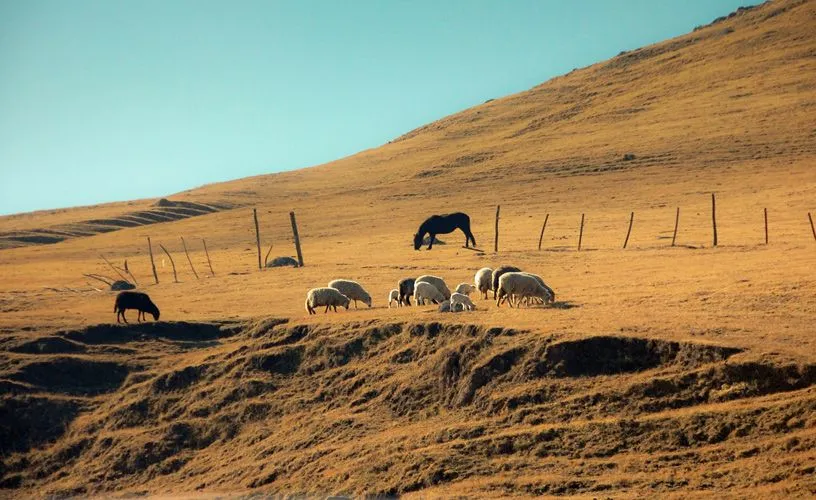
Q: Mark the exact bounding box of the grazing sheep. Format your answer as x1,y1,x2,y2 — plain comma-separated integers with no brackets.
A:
388,289,401,308
496,272,552,308
305,287,351,315
491,265,522,299
519,272,555,305
474,267,493,299
114,291,160,324
398,278,415,306
414,281,446,305
450,292,476,311
454,283,476,296
416,275,451,299
439,301,466,313
327,279,372,309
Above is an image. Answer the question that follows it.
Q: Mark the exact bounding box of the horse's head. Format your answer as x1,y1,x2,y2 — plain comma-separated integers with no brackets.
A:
413,232,422,250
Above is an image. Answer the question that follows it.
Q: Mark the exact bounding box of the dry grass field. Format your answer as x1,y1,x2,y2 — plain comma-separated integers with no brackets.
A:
1,0,815,497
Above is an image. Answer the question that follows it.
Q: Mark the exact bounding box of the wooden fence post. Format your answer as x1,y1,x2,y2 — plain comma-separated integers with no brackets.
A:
671,207,680,247
99,253,134,285
711,193,718,247
537,214,549,250
494,205,500,253
180,237,199,279
623,211,634,249
290,211,304,267
158,244,178,283
253,208,262,270
264,244,274,268
578,213,585,251
809,212,816,242
202,239,215,276
147,237,159,284
764,208,768,245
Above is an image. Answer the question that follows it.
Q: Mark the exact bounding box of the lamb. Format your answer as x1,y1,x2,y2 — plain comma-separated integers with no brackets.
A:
415,275,451,299
491,265,521,299
454,283,476,296
388,289,401,308
305,287,351,314
474,267,493,299
327,279,372,308
414,281,446,305
114,291,160,324
450,292,476,311
398,278,415,306
496,272,552,308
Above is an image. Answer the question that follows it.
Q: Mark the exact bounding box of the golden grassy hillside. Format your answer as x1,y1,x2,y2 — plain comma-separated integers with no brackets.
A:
1,0,815,497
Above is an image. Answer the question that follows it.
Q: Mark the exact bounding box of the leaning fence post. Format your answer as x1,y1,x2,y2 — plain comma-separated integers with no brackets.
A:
623,212,634,249
253,208,262,270
671,207,680,247
494,205,500,253
290,211,304,267
202,238,215,276
147,237,159,284
711,193,718,247
180,237,199,279
578,213,585,251
158,244,178,283
538,214,549,250
809,212,816,242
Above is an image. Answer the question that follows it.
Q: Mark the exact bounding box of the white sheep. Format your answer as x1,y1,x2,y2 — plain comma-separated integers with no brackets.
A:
305,287,351,314
518,272,555,305
414,281,446,305
454,283,476,296
327,279,372,309
496,272,552,308
474,267,493,299
388,289,401,308
415,275,451,299
450,292,476,311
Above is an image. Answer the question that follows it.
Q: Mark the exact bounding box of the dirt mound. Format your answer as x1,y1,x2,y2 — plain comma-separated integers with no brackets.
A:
10,358,130,395
59,321,241,345
533,335,741,377
9,337,86,355
0,396,84,455
5,319,815,497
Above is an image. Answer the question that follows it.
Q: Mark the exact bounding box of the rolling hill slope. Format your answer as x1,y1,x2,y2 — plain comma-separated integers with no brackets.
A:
1,0,815,497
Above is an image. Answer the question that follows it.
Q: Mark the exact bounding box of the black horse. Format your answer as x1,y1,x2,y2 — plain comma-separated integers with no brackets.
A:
413,212,476,250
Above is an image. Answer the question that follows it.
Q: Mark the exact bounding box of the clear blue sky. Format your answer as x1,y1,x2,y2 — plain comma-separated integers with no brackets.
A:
0,0,759,215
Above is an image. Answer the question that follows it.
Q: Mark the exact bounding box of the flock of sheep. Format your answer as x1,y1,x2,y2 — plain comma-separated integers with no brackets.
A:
305,265,555,314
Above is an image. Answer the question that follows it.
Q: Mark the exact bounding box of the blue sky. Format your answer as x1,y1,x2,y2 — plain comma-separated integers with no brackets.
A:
0,0,759,215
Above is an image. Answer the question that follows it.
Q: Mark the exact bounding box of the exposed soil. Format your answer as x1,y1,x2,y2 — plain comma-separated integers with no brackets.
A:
1,319,813,497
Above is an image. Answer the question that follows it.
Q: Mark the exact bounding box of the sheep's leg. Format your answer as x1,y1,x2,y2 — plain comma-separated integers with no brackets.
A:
116,310,121,324
122,311,129,324
354,300,358,309
325,305,330,313
427,234,435,250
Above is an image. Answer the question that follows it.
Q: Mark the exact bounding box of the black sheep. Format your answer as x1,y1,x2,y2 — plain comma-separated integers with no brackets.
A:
114,291,160,323
491,265,521,299
398,277,415,306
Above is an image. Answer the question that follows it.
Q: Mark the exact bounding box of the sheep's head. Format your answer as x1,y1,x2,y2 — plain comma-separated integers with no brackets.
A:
364,296,372,308
413,233,422,250
341,296,351,310
149,304,161,321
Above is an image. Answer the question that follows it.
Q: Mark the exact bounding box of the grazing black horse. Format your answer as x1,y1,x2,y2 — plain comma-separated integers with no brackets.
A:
413,212,476,250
